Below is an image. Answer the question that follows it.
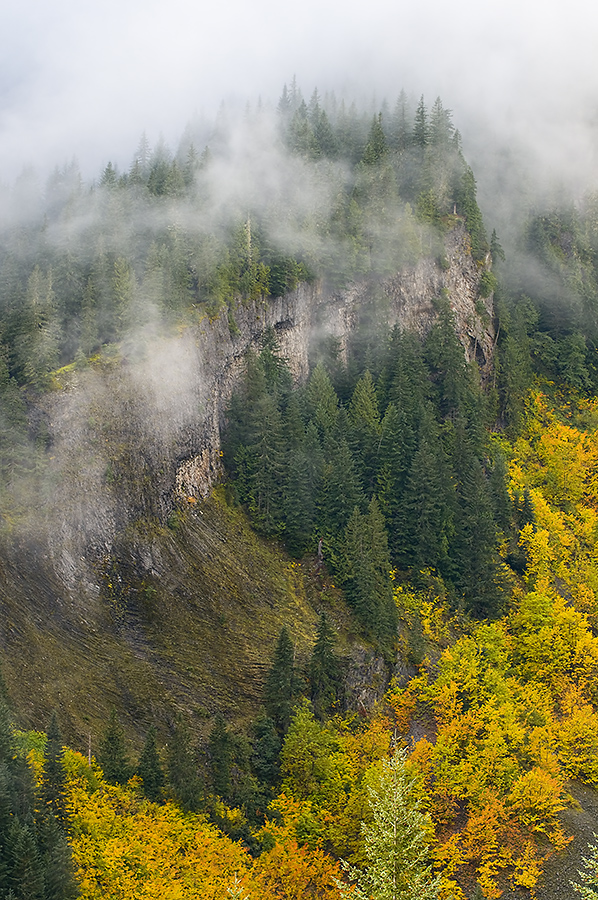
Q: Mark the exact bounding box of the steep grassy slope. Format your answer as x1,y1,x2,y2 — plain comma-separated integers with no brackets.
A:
0,488,361,752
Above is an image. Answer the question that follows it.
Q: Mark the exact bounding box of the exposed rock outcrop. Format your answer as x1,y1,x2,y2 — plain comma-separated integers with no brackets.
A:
36,223,494,591
0,222,496,738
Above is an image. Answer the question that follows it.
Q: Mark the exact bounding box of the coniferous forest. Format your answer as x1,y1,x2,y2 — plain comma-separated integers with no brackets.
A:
3,82,598,899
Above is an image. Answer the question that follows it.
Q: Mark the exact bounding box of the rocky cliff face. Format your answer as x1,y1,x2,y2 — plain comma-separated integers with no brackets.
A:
32,223,494,592
177,223,494,500
0,222,495,735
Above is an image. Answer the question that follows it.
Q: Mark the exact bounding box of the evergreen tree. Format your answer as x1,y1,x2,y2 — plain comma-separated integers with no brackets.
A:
496,295,536,434
36,816,77,900
341,499,397,652
243,392,286,534
341,748,440,900
387,328,430,427
391,90,411,152
208,714,233,799
361,114,389,166
376,401,417,558
490,229,506,265
450,422,503,617
288,100,317,157
258,326,292,396
313,109,338,158
0,699,16,891
488,450,513,536
572,836,598,897
137,727,164,803
398,408,453,573
6,822,45,900
455,165,488,260
251,713,281,788
167,717,203,811
264,626,298,734
283,444,317,556
305,363,339,441
318,431,364,537
97,707,131,785
309,613,342,718
0,701,75,900
424,300,469,420
354,117,399,271
17,267,60,388
348,369,382,495
283,407,323,556
429,97,454,147
412,96,429,149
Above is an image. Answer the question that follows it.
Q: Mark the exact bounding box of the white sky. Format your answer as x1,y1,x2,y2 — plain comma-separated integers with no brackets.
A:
1,0,598,200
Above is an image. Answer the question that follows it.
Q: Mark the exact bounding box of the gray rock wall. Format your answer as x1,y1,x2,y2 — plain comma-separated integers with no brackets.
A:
41,223,494,589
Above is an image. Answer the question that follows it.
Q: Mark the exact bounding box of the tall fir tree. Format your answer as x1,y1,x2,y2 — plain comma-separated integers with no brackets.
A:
208,714,234,800
264,626,298,734
397,407,453,574
309,613,343,719
137,727,164,803
341,498,397,653
251,714,281,788
341,748,440,900
167,717,203,812
97,707,131,785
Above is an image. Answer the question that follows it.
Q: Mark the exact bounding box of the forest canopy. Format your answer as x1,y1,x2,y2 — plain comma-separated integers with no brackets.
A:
4,81,598,900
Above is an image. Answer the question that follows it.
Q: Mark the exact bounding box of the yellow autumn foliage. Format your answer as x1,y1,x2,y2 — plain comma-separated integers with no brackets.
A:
59,750,346,900
20,388,598,900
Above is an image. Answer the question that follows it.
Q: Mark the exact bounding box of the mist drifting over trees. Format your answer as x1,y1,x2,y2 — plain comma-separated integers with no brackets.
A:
2,0,598,893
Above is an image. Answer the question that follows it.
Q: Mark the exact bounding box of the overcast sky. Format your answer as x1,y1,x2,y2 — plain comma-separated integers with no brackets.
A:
1,0,597,204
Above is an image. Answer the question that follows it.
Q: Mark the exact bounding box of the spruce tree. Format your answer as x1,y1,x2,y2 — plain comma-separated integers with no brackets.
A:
341,499,397,653
376,402,416,559
6,822,45,900
137,727,164,803
424,301,469,420
167,717,202,811
264,626,298,734
309,614,342,718
36,815,77,900
488,451,513,536
572,836,598,897
0,700,15,891
305,363,339,441
318,430,364,537
398,408,453,574
387,329,430,429
251,714,281,788
348,370,382,495
283,446,316,556
361,114,389,166
244,392,286,534
208,714,233,800
450,425,502,617
391,90,411,152
455,164,488,260
341,748,440,900
97,707,131,785
412,96,429,149
0,701,76,900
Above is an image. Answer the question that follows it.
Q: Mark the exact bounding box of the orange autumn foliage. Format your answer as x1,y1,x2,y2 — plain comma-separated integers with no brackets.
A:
61,750,346,900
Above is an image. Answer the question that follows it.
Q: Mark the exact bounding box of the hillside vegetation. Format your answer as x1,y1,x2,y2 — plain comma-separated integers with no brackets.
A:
4,83,598,900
